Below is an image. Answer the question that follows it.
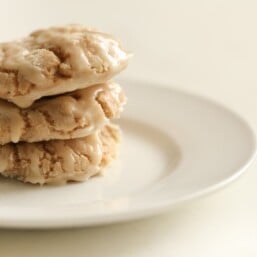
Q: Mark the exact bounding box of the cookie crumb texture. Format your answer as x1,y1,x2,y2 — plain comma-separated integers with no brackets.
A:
0,125,120,184
0,24,129,107
0,81,126,144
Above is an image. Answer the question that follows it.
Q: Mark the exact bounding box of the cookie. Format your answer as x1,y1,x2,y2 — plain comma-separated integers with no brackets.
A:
0,124,120,184
0,81,126,145
0,24,130,107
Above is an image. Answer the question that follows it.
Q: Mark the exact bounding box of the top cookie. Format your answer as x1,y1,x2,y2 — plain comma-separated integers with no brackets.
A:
0,24,130,107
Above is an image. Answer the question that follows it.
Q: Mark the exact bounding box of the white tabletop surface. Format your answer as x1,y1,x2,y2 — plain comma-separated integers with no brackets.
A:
1,0,257,256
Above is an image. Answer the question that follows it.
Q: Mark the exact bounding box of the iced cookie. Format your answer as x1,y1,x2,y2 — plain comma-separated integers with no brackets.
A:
0,24,129,107
0,81,126,144
0,124,120,184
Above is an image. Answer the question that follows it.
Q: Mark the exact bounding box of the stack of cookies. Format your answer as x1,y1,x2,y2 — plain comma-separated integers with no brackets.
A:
0,25,129,184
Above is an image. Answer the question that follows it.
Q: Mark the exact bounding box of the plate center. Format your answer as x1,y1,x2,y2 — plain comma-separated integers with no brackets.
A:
0,118,181,207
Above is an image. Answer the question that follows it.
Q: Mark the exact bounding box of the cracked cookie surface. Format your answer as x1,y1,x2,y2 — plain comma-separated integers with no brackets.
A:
0,124,120,184
0,24,129,107
0,81,126,144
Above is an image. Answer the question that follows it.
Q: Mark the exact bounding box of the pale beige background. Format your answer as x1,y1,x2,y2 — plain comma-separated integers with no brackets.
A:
0,0,257,256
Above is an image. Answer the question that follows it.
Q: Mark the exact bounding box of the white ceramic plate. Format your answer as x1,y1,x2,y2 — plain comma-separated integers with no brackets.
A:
0,80,256,229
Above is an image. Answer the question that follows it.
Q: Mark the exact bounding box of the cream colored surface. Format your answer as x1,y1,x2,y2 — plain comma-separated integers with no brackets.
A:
0,24,129,107
0,0,257,256
0,81,126,144
0,124,120,184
